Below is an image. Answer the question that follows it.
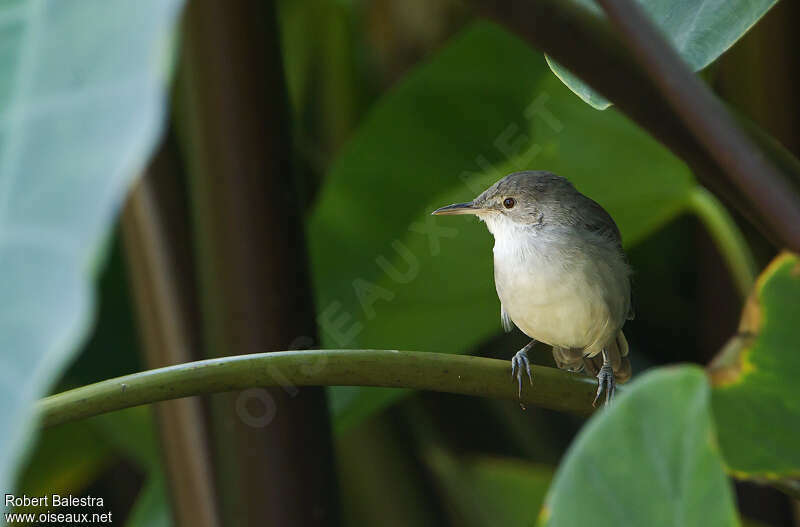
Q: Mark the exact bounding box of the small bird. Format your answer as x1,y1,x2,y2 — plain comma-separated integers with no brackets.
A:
432,171,633,405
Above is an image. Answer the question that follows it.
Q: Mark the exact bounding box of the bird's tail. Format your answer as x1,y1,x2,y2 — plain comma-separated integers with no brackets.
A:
552,331,632,383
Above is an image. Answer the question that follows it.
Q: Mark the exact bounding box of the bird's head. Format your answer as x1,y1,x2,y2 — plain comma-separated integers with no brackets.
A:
432,171,573,235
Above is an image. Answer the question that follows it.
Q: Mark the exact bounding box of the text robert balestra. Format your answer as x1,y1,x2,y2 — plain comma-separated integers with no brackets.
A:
5,494,106,507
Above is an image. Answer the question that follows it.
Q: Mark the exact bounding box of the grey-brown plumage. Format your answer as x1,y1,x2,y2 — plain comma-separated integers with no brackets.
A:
433,171,633,405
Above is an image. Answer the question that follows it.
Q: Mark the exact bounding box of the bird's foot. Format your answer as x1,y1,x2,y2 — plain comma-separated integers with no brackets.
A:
593,363,615,407
511,349,533,398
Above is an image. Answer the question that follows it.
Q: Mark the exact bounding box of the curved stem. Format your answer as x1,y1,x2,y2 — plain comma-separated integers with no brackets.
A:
689,186,757,297
38,350,598,428
471,0,800,247
595,0,800,251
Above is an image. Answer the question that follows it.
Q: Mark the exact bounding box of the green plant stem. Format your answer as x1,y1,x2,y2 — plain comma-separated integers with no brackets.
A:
38,350,598,428
689,186,757,297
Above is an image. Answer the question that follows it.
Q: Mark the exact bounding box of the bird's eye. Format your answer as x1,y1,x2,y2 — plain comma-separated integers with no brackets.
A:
503,197,516,209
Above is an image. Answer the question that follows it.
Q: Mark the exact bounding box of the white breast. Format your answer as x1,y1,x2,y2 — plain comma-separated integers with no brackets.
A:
487,217,629,356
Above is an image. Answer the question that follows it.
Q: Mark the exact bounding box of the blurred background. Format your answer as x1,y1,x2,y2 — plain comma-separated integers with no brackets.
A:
13,0,800,526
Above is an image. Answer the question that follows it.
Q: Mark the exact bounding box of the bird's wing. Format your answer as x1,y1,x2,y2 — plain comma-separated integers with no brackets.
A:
580,194,634,320
580,195,623,250
501,304,515,333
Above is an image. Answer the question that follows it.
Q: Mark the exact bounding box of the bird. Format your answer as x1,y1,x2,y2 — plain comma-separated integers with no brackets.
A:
432,171,633,405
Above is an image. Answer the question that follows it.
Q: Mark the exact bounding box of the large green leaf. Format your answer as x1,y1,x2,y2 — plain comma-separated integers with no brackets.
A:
709,252,800,478
309,22,697,429
540,367,738,527
547,0,778,109
0,0,184,492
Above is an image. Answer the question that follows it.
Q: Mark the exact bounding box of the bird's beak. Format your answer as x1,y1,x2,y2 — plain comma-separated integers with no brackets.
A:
431,202,479,216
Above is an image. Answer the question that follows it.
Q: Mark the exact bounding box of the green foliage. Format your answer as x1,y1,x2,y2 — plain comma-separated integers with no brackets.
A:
14,407,169,523
93,408,172,527
541,367,738,527
3,1,798,525
547,0,778,109
91,408,171,527
710,252,800,478
0,0,183,493
687,187,756,296
431,454,552,527
124,475,172,527
310,22,700,430
277,0,361,158
13,422,114,515
88,407,162,470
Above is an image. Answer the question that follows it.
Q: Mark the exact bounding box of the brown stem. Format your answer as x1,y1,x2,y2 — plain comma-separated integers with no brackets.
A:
470,0,800,247
175,1,340,525
595,0,800,250
121,162,220,527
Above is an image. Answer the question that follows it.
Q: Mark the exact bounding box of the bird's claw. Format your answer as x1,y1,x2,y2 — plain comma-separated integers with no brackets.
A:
593,364,615,407
511,349,533,398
